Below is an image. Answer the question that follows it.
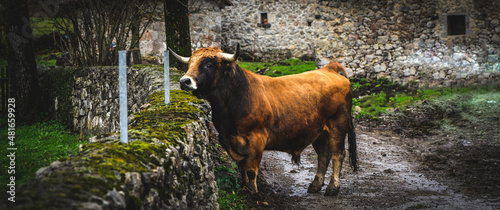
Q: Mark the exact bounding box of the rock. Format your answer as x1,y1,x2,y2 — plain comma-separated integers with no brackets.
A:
366,54,376,62
426,21,436,28
125,172,144,198
374,63,387,72
106,189,126,209
35,167,50,179
492,34,500,42
488,55,499,63
377,36,389,44
383,169,394,173
355,106,362,113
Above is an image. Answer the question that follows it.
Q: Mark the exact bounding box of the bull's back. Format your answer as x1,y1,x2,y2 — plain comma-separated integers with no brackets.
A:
249,68,351,149
265,68,350,117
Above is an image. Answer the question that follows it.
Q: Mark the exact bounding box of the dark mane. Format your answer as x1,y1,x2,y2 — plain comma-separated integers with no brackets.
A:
208,62,250,151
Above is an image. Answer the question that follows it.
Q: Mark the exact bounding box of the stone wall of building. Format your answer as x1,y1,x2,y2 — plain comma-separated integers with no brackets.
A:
139,21,167,64
312,0,500,87
221,0,318,61
189,0,225,49
138,0,499,87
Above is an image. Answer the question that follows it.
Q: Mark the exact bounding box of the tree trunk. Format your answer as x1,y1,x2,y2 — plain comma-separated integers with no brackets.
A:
130,16,142,65
164,0,191,71
5,0,41,123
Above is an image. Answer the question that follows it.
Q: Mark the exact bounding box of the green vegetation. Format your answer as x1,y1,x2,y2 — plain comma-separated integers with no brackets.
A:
0,59,6,70
132,63,162,69
239,58,316,77
0,121,86,190
36,52,61,66
352,78,500,120
215,163,247,210
240,59,499,124
426,86,500,142
30,17,73,39
129,90,204,145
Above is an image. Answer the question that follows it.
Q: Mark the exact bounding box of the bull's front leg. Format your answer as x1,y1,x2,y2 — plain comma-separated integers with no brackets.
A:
228,135,265,194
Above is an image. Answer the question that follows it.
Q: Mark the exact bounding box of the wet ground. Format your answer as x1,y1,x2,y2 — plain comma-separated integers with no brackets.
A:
233,83,500,210
196,73,500,209
252,125,500,209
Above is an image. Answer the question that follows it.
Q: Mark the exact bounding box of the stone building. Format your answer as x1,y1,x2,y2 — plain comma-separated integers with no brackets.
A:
140,0,500,87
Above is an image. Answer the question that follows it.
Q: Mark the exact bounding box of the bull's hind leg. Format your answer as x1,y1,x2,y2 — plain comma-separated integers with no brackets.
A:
307,134,331,193
325,121,347,196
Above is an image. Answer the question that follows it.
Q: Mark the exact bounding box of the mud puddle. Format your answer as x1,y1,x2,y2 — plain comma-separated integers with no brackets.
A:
258,129,500,209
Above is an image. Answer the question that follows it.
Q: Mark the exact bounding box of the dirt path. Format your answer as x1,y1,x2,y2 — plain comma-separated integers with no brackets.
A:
258,128,500,209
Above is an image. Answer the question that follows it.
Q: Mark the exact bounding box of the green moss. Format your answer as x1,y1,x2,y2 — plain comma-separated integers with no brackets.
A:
129,90,204,146
73,140,167,181
9,89,205,207
132,64,162,70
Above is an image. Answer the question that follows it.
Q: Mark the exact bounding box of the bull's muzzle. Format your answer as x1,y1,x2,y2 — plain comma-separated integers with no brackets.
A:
180,76,197,91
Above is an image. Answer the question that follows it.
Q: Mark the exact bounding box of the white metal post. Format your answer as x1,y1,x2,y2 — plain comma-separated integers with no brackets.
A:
164,51,170,105
118,50,128,144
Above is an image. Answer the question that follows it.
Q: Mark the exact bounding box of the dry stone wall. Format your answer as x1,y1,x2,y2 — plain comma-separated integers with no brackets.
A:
72,67,164,135
0,91,219,210
38,65,179,136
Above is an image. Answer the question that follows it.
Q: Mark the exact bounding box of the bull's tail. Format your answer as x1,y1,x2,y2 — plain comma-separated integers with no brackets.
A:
348,114,358,171
324,61,348,78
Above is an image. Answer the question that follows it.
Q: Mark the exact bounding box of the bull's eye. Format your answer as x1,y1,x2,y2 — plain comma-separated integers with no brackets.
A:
199,58,218,74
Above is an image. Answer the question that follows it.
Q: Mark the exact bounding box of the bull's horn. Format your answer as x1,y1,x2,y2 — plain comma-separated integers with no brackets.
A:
168,48,190,64
220,43,240,62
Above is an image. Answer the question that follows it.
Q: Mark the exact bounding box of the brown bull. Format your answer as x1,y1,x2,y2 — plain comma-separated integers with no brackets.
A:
170,44,357,196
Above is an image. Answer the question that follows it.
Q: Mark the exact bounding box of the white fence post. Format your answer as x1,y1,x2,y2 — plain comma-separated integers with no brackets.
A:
164,51,170,105
118,50,128,144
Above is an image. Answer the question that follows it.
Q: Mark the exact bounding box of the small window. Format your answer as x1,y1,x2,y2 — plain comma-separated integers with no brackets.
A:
259,13,271,28
261,13,268,25
447,14,466,35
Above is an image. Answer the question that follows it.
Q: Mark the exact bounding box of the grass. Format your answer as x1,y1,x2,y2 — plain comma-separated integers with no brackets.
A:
30,17,73,40
36,52,61,66
215,163,247,210
0,121,86,190
239,58,316,77
429,86,500,141
240,59,499,123
353,83,500,120
0,51,59,70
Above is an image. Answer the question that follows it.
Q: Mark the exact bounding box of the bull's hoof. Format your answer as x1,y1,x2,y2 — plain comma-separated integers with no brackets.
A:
324,187,340,196
307,184,322,193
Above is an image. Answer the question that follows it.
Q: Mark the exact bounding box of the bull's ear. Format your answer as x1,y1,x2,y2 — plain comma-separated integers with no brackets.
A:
168,47,190,64
220,43,240,62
